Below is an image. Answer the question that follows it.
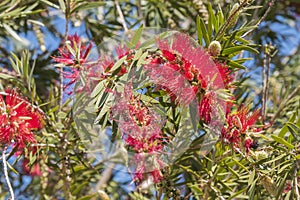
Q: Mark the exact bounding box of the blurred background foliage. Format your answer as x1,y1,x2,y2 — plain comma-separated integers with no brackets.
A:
0,0,300,199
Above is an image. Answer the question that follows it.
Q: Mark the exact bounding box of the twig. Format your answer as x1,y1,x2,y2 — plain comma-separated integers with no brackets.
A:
241,0,275,38
216,0,248,40
271,84,300,123
294,161,299,200
115,0,128,32
95,163,115,190
2,146,15,200
262,44,271,123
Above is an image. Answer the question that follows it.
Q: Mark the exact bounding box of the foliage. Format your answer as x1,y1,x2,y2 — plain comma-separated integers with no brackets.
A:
0,0,299,200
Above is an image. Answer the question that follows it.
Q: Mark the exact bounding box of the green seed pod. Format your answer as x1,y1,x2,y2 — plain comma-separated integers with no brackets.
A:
261,175,277,196
208,41,222,56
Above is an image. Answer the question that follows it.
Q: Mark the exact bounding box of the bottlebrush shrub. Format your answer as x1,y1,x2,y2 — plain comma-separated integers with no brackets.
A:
56,30,262,185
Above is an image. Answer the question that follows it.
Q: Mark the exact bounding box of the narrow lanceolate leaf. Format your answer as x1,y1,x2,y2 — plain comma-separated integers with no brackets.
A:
198,17,210,47
71,2,106,13
110,56,126,72
207,3,216,36
0,73,14,79
227,60,246,69
286,122,300,141
248,170,255,186
222,45,259,55
279,112,297,137
271,135,295,149
3,24,28,44
196,15,203,46
228,187,248,200
127,25,143,49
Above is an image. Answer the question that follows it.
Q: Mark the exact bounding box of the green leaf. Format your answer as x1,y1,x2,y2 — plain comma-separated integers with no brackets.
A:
57,111,67,119
227,60,246,69
248,170,255,186
279,112,297,137
4,24,28,45
58,0,66,12
271,135,295,149
110,56,127,73
198,17,210,47
72,182,89,195
232,158,248,172
207,3,215,37
91,80,105,98
40,0,60,9
71,2,106,13
222,45,259,55
0,73,14,79
276,170,290,199
77,194,96,200
228,187,248,200
286,122,300,141
127,26,143,49
196,15,203,46
7,161,19,174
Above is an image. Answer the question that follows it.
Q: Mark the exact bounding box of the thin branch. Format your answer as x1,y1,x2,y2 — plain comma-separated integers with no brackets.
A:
262,44,271,123
241,0,275,38
271,84,300,123
115,0,128,32
2,146,15,200
294,161,300,200
95,163,115,190
216,0,248,40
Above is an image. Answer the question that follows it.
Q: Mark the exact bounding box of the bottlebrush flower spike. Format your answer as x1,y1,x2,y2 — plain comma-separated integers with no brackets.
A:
53,34,97,94
53,34,93,66
22,158,42,176
157,32,225,90
0,90,43,150
222,105,261,153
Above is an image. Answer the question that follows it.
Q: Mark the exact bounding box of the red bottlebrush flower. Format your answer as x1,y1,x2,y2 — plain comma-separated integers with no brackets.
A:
199,93,213,123
244,137,253,153
52,34,95,94
184,70,194,81
151,168,163,183
215,62,234,88
0,90,43,149
157,32,228,90
22,158,42,176
112,85,164,153
133,153,164,183
222,105,261,153
162,50,176,62
144,63,197,105
234,106,260,133
116,45,130,59
53,34,93,66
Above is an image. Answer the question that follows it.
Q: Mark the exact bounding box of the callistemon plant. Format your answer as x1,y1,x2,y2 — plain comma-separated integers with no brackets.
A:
1,1,300,199
56,30,262,185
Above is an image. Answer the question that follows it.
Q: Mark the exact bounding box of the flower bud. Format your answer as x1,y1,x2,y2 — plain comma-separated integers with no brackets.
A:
98,190,110,200
208,41,222,56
